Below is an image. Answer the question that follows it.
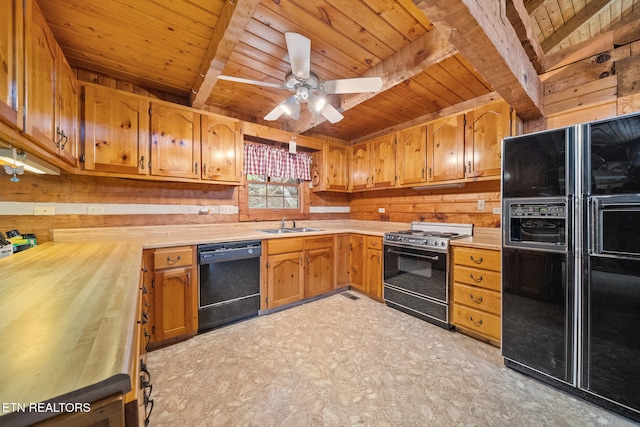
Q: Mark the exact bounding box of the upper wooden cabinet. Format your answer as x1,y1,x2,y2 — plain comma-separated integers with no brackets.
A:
427,114,465,182
396,125,427,186
201,113,242,183
312,144,350,192
81,84,150,175
370,133,396,188
24,0,77,167
0,0,23,128
350,141,370,191
465,100,512,178
150,102,201,179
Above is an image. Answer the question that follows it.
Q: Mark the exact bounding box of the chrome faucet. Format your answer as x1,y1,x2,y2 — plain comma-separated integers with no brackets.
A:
281,218,295,229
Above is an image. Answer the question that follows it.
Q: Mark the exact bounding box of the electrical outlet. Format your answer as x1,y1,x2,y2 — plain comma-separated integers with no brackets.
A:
477,200,486,211
87,205,105,215
378,207,385,213
493,207,502,215
220,205,238,214
34,206,55,216
207,206,220,214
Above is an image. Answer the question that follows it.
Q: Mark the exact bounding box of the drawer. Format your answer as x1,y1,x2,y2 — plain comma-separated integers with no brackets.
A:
453,283,501,316
268,237,304,255
454,247,500,271
452,305,501,341
304,235,334,250
453,265,501,291
153,246,193,269
366,236,382,250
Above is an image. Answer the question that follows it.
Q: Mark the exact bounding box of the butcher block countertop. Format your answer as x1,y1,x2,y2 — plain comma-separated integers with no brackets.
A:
50,220,410,247
0,242,142,426
451,227,501,250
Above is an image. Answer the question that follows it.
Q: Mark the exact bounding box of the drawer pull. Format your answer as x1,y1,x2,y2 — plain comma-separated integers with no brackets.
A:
469,294,483,304
470,273,483,283
470,255,483,264
166,255,181,265
470,316,483,326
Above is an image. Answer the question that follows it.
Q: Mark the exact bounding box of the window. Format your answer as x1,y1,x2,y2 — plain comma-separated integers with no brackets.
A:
247,174,300,209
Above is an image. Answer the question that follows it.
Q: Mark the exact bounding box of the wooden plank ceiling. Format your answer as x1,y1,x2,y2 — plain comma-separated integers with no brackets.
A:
38,0,640,142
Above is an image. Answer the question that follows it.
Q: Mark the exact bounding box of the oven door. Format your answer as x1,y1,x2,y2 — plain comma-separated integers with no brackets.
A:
591,196,640,258
383,243,448,303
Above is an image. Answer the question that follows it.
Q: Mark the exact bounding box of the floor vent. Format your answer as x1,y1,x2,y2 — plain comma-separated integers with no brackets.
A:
342,292,360,300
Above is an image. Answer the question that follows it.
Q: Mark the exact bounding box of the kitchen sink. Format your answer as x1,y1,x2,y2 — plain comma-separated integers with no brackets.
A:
258,227,322,234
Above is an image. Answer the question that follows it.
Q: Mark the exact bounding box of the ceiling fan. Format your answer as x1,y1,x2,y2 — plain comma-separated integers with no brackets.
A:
218,32,383,123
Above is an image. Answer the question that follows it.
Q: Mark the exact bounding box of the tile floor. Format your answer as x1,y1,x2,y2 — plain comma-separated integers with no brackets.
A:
147,293,638,426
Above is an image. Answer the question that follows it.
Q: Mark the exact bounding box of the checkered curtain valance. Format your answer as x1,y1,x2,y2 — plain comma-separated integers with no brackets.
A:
244,143,312,181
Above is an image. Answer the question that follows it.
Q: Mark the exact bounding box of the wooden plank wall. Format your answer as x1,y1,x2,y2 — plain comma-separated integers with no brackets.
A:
349,181,501,227
535,38,640,132
0,173,238,243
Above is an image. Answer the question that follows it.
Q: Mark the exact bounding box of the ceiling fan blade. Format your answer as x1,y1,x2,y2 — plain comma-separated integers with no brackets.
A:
264,96,300,121
322,77,383,94
321,103,344,123
218,75,286,89
285,32,310,80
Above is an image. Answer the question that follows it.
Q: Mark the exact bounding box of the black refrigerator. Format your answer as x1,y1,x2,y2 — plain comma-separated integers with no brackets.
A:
501,113,640,423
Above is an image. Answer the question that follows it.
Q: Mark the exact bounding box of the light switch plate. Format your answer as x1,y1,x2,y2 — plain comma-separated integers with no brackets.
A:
477,200,486,211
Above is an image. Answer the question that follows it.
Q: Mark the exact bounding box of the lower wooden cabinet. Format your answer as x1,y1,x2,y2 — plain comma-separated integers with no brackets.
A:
265,236,336,308
451,245,501,345
304,236,334,298
146,246,198,349
266,238,305,309
335,234,351,288
349,234,383,301
364,236,383,302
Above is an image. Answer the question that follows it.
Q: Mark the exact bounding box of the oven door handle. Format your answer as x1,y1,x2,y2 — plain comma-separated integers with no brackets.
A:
386,247,440,261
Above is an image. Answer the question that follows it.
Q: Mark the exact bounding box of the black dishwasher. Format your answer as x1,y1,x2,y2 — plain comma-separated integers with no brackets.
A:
197,240,261,332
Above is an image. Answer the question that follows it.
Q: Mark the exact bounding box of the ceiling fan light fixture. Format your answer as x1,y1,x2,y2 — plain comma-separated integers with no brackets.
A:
281,96,300,119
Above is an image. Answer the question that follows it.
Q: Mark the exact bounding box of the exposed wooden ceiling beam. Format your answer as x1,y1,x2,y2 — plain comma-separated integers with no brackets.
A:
523,0,546,14
412,0,543,120
188,0,260,109
505,0,545,73
291,28,458,133
540,0,610,53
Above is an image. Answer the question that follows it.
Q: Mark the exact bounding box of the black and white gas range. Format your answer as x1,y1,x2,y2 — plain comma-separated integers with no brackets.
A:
383,222,473,329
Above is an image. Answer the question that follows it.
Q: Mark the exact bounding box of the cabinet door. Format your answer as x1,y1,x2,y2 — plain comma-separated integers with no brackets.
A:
365,248,383,301
428,114,465,182
397,126,427,186
350,142,370,190
466,100,511,178
267,252,304,309
305,247,334,298
56,53,78,167
349,235,366,292
201,113,242,183
24,0,57,153
150,103,201,179
154,266,196,341
371,134,396,188
82,85,150,174
336,234,351,288
324,144,350,191
0,0,22,127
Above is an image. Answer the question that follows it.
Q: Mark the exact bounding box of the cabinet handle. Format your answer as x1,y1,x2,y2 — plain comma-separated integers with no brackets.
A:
203,163,207,175
429,167,432,178
55,127,68,150
470,316,483,326
194,162,198,174
142,311,149,325
421,167,425,179
166,255,181,265
139,155,145,170
144,330,151,348
144,396,154,426
326,177,330,187
470,255,483,264
469,294,483,304
186,270,191,286
470,273,483,283
468,161,472,174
